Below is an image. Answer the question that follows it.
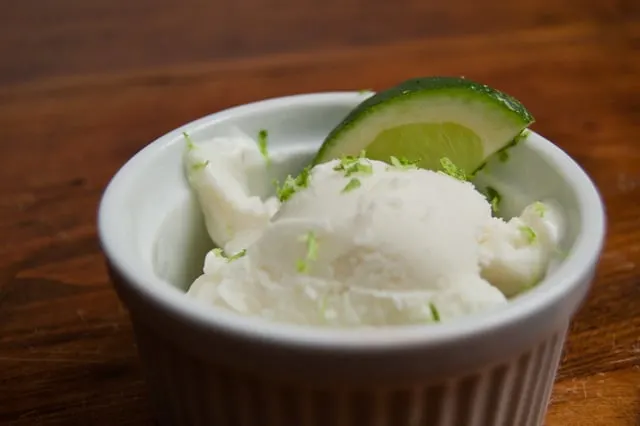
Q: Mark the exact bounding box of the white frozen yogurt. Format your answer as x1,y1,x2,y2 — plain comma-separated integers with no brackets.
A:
183,128,279,255
184,131,564,326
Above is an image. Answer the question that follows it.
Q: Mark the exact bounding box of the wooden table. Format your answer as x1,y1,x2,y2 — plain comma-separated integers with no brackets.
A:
1,1,638,425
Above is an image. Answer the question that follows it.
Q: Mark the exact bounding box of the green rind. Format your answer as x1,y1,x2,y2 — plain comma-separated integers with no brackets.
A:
313,76,534,166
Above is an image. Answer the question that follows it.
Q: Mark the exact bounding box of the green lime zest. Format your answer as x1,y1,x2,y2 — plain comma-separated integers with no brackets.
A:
483,186,501,215
296,165,312,188
228,249,247,261
191,160,210,171
533,201,546,218
275,165,312,202
306,233,318,261
276,176,297,202
258,129,270,164
342,178,361,193
183,132,196,150
520,226,537,244
439,157,468,181
296,259,308,273
358,89,374,94
297,231,318,274
389,156,419,170
498,150,509,162
210,248,247,262
429,302,441,322
333,151,372,177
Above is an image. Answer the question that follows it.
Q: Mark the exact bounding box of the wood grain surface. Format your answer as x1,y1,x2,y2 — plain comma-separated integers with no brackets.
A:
1,1,639,425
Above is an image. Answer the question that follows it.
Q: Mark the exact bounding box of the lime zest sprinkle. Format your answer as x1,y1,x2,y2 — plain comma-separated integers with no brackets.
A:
439,157,467,181
183,132,195,150
258,129,270,164
533,201,546,217
498,150,509,162
296,259,308,274
520,226,537,244
333,151,372,177
357,162,373,175
191,160,210,171
358,89,373,94
342,178,361,193
389,156,419,170
429,302,441,322
296,231,318,274
227,249,247,262
275,165,312,202
296,165,312,188
276,175,297,202
306,232,318,261
210,247,246,262
484,186,501,215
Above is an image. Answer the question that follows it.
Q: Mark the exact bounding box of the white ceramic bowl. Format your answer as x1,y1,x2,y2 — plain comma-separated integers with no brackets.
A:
98,92,606,426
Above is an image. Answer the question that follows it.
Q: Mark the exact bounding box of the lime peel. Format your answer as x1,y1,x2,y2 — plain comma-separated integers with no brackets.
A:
429,302,441,322
483,186,501,215
333,151,372,177
533,201,546,217
211,248,247,262
342,178,362,193
520,226,537,244
183,132,196,150
389,156,419,170
313,76,534,177
297,231,318,273
275,165,312,202
258,129,270,164
191,160,209,171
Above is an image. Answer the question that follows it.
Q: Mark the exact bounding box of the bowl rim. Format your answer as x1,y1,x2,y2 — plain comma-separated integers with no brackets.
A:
98,91,606,351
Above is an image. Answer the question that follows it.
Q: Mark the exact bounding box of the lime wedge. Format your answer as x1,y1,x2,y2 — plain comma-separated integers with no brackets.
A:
313,77,534,174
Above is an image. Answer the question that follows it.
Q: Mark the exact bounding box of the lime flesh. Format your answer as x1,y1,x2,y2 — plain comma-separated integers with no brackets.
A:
365,122,483,174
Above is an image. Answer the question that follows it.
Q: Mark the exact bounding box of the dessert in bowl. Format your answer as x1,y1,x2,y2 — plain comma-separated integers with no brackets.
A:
99,78,605,426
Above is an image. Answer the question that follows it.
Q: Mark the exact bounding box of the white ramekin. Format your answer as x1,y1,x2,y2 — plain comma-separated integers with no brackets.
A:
98,92,606,426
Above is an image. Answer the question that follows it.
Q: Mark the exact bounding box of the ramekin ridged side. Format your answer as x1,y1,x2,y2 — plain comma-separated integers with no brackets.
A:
128,310,566,426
